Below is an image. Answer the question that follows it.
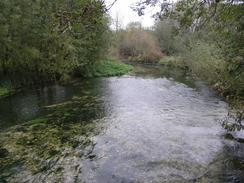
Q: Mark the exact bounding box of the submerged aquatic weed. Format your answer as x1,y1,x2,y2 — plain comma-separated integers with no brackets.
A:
26,118,47,125
0,119,100,181
0,85,107,182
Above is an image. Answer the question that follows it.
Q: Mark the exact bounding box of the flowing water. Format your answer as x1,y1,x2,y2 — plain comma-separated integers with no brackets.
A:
0,65,243,183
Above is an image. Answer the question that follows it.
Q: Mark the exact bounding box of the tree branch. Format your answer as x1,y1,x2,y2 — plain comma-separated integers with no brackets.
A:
106,0,118,11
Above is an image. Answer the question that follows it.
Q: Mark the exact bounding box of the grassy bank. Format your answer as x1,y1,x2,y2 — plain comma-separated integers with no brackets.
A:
81,58,133,78
0,83,12,98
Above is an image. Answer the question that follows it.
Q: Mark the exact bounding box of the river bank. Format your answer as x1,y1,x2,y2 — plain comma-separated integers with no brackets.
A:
159,56,243,101
0,59,133,99
0,83,13,98
158,56,243,131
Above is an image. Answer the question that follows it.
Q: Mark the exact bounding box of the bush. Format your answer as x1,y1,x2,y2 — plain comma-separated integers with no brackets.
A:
179,41,225,85
158,56,181,67
114,25,163,63
108,46,123,60
80,58,133,78
220,56,244,100
0,81,12,98
147,50,164,63
154,20,179,55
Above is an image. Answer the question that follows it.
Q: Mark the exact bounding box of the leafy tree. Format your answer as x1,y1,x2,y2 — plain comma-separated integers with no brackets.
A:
153,19,178,55
0,0,111,85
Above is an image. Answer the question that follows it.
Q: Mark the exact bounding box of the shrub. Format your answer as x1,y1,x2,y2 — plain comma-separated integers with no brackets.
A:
80,58,133,78
147,50,164,63
180,41,225,85
117,26,163,63
108,46,123,60
0,81,12,98
158,56,181,67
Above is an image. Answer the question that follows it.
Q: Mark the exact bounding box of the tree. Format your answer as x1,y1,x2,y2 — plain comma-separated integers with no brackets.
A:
133,0,243,33
154,19,178,55
0,0,111,85
113,11,124,31
0,0,74,84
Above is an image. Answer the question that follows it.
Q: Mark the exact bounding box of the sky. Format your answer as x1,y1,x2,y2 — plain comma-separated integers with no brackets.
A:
105,0,160,29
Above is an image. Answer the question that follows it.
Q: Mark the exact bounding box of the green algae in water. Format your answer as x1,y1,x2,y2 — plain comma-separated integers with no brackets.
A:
26,118,47,125
64,112,72,117
0,121,99,181
52,108,74,117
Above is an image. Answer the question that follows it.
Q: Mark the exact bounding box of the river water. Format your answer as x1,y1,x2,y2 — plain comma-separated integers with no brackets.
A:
0,65,243,183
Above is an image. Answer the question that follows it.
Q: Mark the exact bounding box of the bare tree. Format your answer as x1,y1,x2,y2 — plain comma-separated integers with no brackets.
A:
113,11,125,31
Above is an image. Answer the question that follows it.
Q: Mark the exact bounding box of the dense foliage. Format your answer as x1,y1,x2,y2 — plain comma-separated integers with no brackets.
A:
80,58,133,78
0,0,110,86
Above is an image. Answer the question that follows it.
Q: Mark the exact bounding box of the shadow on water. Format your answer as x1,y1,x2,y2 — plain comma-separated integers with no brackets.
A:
128,64,195,88
0,64,243,182
0,79,106,131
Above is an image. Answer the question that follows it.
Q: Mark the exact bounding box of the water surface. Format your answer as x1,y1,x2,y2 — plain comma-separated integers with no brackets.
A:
0,64,243,182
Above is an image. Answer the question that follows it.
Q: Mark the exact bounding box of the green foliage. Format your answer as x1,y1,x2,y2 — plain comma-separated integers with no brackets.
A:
158,56,181,68
0,81,12,97
220,57,244,101
154,20,178,55
0,0,73,84
70,5,111,65
180,40,225,85
158,35,226,85
0,86,11,98
0,0,111,86
219,100,244,131
151,1,243,100
81,58,133,78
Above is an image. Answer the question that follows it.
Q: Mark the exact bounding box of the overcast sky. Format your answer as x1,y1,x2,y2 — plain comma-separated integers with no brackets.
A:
105,0,160,29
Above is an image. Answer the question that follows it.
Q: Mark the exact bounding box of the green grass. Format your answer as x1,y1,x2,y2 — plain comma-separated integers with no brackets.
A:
26,118,47,125
83,58,133,78
0,83,12,98
158,56,182,68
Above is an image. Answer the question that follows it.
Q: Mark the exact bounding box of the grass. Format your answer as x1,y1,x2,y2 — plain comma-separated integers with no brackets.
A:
158,56,182,68
26,118,47,125
82,58,133,78
0,83,12,98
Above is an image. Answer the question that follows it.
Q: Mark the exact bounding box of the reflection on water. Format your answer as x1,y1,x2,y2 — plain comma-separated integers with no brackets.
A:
0,65,243,182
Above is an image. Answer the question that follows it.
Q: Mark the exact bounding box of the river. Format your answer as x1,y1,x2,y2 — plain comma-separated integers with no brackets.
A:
0,64,243,182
